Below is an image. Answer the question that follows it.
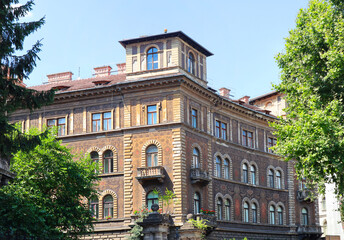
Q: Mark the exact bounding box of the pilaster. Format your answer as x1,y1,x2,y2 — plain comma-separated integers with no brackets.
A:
123,134,133,222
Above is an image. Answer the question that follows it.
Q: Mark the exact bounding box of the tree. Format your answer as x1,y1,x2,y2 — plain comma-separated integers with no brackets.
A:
0,0,54,160
0,128,99,239
273,0,344,217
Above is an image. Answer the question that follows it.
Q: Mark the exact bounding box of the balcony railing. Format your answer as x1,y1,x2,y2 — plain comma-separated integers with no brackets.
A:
297,190,313,202
190,168,211,185
136,166,165,184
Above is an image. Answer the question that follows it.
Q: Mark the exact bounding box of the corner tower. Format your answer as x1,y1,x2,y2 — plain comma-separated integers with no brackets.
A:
119,31,213,87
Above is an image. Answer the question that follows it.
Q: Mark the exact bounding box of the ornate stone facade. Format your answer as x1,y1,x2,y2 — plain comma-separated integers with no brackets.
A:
10,31,321,239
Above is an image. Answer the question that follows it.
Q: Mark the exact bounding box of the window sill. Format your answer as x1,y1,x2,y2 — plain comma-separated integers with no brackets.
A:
98,172,124,177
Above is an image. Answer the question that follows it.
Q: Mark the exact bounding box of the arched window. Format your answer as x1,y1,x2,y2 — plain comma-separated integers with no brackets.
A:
216,157,222,178
103,195,113,218
147,191,159,211
268,169,274,188
193,148,200,168
188,52,195,74
276,170,282,189
250,165,256,185
301,208,308,225
224,159,230,179
146,145,158,167
91,151,99,173
270,205,275,224
225,199,231,221
103,150,113,173
252,203,257,223
243,163,248,183
147,47,158,70
278,206,283,225
89,197,99,219
217,198,223,220
194,192,201,214
243,202,249,222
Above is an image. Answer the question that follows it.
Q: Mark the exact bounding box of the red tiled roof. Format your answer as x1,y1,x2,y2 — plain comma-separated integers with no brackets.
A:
29,74,126,93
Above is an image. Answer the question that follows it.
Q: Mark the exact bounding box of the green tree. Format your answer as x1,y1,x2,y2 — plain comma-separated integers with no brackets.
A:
0,0,54,160
0,128,99,239
273,0,344,217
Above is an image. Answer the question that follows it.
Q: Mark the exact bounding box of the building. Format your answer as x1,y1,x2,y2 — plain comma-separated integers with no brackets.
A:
10,31,321,239
250,92,343,240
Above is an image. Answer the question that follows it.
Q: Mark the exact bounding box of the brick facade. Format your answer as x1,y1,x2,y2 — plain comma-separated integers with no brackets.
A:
10,31,320,239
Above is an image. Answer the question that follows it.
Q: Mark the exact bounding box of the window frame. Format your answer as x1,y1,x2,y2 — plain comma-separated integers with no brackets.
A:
252,203,257,223
225,199,231,221
191,108,198,128
147,47,159,70
301,208,308,226
103,195,113,218
188,52,195,74
193,148,200,168
242,129,254,148
146,145,158,167
215,120,228,140
47,117,66,136
194,192,201,215
217,198,223,220
268,169,275,188
103,150,114,174
276,170,282,189
243,163,248,183
267,137,277,153
250,165,256,185
277,206,283,225
224,158,230,179
216,156,222,178
91,111,112,132
147,105,157,125
270,205,276,225
89,197,99,219
243,202,249,223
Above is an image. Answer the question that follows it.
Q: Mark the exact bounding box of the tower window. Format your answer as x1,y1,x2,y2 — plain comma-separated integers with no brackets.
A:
188,52,195,74
147,47,158,70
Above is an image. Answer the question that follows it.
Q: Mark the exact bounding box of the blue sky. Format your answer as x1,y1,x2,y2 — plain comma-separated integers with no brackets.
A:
22,0,309,99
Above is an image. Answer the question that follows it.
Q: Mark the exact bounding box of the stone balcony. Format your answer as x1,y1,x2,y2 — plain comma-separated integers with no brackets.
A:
296,225,322,239
296,190,313,202
193,214,217,228
190,168,211,185
136,166,165,184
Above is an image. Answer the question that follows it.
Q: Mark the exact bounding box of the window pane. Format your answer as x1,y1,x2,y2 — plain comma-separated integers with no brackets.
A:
147,105,157,125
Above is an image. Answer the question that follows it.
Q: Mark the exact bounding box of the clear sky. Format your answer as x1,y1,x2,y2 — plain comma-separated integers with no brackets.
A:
21,0,309,99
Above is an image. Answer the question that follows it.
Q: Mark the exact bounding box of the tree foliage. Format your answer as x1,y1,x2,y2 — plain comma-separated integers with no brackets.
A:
273,0,344,217
0,0,55,159
0,128,99,239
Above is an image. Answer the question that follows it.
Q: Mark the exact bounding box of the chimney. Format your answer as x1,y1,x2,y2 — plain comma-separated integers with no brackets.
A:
116,63,126,74
47,71,73,83
94,66,112,77
219,87,231,99
239,96,250,104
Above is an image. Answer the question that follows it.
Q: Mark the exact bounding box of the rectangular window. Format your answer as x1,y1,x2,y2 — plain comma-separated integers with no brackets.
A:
221,123,227,140
267,137,277,153
147,105,157,125
191,109,198,128
47,119,56,128
92,113,101,132
103,112,111,131
242,130,254,148
215,120,228,140
92,112,112,132
57,118,66,136
215,120,221,138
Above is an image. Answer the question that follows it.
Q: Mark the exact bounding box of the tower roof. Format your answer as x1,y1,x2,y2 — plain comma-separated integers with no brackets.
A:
119,31,213,57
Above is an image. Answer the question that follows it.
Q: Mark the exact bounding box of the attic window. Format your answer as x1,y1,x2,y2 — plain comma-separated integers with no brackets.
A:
93,80,110,86
52,85,70,91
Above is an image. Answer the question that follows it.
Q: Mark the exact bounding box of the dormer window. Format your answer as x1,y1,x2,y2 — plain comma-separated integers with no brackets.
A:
93,80,110,86
147,47,158,70
51,85,70,91
188,52,195,74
